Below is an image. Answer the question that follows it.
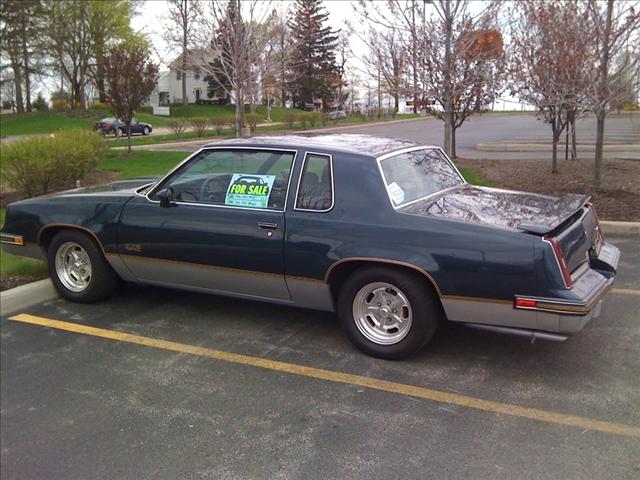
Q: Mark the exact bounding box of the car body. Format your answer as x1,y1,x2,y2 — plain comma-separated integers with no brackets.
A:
327,110,347,120
1,134,620,358
93,117,152,136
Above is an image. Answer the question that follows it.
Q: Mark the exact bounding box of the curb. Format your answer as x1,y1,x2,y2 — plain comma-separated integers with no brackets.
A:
601,221,640,235
0,279,59,317
477,142,640,153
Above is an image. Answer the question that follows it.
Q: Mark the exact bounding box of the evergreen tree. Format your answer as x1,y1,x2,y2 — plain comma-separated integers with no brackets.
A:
287,0,339,110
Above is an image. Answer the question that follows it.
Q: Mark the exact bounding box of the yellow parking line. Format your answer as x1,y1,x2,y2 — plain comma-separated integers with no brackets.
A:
8,313,640,439
611,288,640,296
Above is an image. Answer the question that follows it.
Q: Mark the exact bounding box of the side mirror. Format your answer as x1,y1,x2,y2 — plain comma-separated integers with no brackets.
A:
157,188,174,208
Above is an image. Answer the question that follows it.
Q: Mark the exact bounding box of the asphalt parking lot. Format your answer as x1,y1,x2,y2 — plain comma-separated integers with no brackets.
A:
1,234,639,480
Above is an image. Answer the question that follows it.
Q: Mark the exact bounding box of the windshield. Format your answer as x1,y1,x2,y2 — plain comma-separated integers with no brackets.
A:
378,148,464,207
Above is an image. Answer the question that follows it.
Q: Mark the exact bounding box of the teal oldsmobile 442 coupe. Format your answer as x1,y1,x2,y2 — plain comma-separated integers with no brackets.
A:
1,135,620,359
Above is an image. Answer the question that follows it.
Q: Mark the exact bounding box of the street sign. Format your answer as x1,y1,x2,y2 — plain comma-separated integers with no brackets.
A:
459,29,503,61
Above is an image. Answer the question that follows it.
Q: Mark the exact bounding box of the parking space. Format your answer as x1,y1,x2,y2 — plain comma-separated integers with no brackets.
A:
2,235,639,479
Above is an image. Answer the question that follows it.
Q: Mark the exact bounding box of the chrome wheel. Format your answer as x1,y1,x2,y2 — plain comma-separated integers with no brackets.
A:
352,282,413,345
55,241,92,292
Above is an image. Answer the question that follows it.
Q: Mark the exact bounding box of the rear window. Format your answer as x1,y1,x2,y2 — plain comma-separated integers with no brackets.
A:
295,153,333,212
378,148,463,207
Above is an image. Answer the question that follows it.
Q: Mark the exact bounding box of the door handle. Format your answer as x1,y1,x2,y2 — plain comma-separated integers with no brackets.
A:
258,221,278,230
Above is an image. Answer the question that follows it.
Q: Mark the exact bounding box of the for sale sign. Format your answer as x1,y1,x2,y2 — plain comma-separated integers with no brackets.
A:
225,174,276,209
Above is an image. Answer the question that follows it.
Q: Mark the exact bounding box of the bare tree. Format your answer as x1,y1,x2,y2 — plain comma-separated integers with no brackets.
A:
164,0,203,105
355,0,504,157
104,44,158,153
510,1,596,173
194,0,273,136
586,0,639,186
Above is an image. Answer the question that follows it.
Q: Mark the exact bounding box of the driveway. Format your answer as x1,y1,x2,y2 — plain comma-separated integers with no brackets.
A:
1,235,639,479
147,113,640,160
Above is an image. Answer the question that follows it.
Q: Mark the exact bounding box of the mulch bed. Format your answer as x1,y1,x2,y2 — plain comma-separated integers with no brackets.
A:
1,274,48,292
456,157,640,221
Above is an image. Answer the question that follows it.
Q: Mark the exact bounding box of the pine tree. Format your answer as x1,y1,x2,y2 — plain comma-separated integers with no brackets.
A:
287,0,339,110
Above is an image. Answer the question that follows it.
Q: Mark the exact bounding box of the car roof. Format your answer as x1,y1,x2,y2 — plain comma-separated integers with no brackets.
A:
206,134,438,158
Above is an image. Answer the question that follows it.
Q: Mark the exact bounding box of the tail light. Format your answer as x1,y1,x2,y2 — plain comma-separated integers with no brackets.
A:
515,298,537,309
586,202,604,241
544,235,573,289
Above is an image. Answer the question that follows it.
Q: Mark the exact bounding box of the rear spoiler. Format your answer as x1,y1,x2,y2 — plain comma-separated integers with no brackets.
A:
517,194,590,235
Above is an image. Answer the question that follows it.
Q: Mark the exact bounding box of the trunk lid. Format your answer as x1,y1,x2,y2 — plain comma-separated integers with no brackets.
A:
401,185,589,234
401,185,600,277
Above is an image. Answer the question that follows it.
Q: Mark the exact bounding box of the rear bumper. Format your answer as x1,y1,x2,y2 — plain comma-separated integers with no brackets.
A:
443,242,620,337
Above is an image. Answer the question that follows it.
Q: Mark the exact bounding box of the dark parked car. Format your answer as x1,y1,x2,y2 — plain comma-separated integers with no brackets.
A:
93,117,152,136
1,135,619,359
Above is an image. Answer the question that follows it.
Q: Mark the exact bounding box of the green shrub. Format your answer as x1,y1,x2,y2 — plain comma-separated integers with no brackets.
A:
211,116,227,135
51,99,68,111
167,118,187,137
321,113,330,126
283,112,297,129
0,128,105,197
299,112,312,129
190,117,208,137
245,113,260,132
32,93,49,111
309,111,321,127
90,102,110,111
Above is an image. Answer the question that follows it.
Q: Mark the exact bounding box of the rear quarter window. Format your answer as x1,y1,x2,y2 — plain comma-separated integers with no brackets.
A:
295,153,333,212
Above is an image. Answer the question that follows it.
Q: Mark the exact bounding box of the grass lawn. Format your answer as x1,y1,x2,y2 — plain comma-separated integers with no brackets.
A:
0,208,48,279
98,149,187,179
458,166,493,187
0,110,171,136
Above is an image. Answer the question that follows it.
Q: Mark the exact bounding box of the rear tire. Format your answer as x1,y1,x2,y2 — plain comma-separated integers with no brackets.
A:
47,230,119,303
338,266,442,359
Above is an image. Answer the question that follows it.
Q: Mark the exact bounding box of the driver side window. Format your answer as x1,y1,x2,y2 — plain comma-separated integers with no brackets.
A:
155,149,295,210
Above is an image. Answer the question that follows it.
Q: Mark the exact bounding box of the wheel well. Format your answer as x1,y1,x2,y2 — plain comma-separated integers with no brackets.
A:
326,260,441,304
38,225,104,254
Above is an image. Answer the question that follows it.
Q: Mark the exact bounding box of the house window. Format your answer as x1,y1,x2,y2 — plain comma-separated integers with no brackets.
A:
176,71,182,81
195,70,201,80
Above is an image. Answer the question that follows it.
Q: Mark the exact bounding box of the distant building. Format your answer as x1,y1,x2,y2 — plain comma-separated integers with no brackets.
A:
146,49,226,106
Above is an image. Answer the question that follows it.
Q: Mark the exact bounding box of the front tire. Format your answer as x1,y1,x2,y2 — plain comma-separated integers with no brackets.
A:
48,230,119,303
338,266,442,359
143,126,150,135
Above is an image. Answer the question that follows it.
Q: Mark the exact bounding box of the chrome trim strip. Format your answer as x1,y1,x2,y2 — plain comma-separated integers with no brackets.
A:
0,233,24,245
293,150,335,213
144,146,298,213
375,146,466,210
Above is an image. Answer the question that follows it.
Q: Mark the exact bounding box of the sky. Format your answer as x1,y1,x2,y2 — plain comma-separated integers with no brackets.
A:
132,0,360,70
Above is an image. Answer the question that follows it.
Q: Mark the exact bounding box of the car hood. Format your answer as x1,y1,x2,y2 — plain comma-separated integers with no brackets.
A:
400,185,589,233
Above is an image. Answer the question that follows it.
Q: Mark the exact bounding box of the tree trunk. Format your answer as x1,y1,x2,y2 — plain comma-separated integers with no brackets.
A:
594,112,605,185
127,123,132,154
442,0,453,156
594,0,614,187
551,122,559,174
394,93,399,114
12,59,24,114
571,115,577,161
451,125,457,159
22,33,31,112
96,45,106,103
235,88,245,137
182,7,188,106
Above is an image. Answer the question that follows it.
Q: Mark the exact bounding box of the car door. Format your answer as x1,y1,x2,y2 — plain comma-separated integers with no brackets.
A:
117,147,297,301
